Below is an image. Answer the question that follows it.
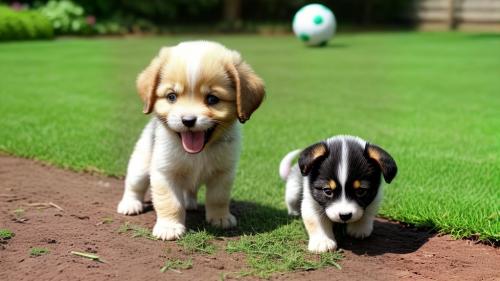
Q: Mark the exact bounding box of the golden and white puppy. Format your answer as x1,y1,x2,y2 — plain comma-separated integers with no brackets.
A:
117,41,265,240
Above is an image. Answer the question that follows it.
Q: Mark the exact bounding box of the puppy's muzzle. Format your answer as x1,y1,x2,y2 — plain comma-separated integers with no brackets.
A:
339,213,352,222
181,116,197,128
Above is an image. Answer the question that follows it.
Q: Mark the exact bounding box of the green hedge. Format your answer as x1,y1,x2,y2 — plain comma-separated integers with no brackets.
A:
0,6,54,41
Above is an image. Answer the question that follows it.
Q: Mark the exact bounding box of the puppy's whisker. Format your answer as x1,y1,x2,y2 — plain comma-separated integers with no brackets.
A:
157,115,169,125
215,123,233,135
319,209,328,218
212,120,226,125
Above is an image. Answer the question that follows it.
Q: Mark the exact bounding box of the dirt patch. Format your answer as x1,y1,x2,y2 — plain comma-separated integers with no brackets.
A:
0,155,498,281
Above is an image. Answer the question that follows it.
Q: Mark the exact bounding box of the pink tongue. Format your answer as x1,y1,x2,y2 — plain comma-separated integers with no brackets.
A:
180,131,205,154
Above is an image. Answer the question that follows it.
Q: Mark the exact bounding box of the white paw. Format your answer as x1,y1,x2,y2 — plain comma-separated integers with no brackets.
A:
117,197,144,215
347,220,373,239
184,196,198,211
308,236,337,253
207,213,237,229
152,219,186,241
288,209,300,216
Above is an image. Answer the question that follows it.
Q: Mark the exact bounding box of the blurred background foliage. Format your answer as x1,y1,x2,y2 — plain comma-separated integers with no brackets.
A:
0,0,412,41
0,5,53,40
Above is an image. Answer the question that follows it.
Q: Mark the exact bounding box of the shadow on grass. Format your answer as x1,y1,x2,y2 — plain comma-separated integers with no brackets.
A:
335,218,434,256
183,200,291,237
310,43,348,49
143,201,433,255
466,34,500,40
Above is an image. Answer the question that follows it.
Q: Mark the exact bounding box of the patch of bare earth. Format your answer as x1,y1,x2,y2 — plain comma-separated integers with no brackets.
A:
0,155,498,281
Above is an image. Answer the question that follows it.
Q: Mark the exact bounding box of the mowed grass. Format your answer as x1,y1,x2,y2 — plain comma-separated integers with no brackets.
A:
0,33,499,272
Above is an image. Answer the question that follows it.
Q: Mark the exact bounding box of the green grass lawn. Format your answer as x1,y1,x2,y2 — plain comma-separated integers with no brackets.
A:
1,33,499,274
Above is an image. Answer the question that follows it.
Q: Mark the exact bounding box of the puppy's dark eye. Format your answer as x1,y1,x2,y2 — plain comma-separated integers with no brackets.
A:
166,93,177,103
355,189,368,197
323,188,333,197
206,94,219,105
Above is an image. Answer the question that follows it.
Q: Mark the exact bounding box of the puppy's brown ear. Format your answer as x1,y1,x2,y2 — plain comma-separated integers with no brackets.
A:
298,142,328,176
136,48,169,114
365,143,398,183
226,60,265,123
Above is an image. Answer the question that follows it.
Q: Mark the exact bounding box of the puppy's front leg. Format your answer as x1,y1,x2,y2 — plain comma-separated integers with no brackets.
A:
302,199,337,253
183,189,198,211
150,171,186,240
117,121,154,215
347,196,380,239
205,171,237,228
346,215,374,239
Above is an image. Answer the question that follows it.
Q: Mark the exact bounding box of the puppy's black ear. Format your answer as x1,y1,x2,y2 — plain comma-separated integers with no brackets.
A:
365,143,398,183
136,47,169,114
298,142,328,176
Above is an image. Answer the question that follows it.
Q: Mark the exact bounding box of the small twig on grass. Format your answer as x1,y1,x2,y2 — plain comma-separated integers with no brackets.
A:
95,217,114,226
49,202,64,211
12,217,29,223
0,194,16,197
70,251,106,263
25,202,64,211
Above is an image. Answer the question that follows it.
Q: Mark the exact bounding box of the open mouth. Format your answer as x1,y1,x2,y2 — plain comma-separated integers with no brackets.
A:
178,126,216,154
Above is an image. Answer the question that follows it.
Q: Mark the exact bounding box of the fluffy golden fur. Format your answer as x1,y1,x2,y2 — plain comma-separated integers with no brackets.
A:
117,41,265,240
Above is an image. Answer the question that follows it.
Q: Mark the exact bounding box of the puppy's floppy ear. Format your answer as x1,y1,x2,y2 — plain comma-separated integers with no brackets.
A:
298,142,328,176
136,47,169,114
365,143,398,183
226,55,265,123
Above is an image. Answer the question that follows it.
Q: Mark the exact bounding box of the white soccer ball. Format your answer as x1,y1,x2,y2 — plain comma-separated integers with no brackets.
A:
292,4,336,46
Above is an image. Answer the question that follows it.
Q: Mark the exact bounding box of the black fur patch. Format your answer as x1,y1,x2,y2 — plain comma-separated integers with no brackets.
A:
307,140,342,207
305,137,394,210
365,143,398,184
298,142,328,176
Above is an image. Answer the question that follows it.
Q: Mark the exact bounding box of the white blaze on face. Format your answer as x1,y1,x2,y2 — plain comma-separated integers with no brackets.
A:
173,41,229,94
325,139,364,223
338,139,348,187
172,42,206,93
186,54,202,92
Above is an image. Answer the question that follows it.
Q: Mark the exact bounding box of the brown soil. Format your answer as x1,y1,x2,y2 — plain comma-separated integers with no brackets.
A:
0,155,498,281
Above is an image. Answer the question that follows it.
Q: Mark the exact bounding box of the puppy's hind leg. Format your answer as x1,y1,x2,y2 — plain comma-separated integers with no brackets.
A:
183,189,198,211
285,165,302,216
117,121,155,215
280,149,302,216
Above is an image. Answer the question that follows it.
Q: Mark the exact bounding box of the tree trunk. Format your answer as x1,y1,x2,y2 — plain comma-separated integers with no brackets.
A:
223,0,242,30
448,0,457,30
363,0,373,25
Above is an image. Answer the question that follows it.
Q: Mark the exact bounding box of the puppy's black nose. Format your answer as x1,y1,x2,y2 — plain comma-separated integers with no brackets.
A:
181,116,197,128
339,213,352,221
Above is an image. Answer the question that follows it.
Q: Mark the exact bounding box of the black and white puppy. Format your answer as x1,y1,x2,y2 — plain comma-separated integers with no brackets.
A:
279,135,397,253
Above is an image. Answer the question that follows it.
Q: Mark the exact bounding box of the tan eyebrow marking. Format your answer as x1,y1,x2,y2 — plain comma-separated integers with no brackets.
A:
353,180,361,189
328,180,336,190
